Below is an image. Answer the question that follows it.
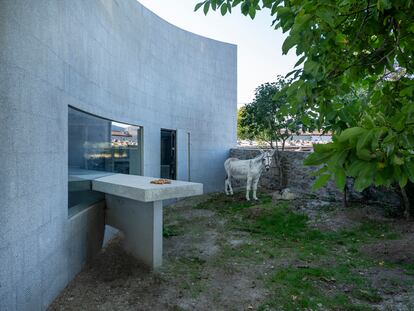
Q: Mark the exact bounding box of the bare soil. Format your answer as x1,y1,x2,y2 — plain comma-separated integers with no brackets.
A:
49,195,270,311
49,194,414,311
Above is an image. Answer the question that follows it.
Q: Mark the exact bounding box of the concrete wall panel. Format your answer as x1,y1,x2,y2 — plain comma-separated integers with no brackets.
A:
0,0,236,309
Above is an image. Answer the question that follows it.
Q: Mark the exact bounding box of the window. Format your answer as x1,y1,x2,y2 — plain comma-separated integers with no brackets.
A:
68,107,143,214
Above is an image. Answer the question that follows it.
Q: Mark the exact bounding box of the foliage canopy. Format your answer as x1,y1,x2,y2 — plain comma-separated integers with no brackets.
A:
238,76,300,149
196,0,414,213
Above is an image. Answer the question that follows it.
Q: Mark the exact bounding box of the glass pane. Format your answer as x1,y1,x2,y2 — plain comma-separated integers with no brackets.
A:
160,129,176,180
68,107,143,212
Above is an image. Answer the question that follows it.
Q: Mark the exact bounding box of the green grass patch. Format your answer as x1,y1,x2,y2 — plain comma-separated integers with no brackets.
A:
263,265,379,310
163,224,184,238
166,256,208,298
195,192,272,215
192,193,407,310
402,263,414,275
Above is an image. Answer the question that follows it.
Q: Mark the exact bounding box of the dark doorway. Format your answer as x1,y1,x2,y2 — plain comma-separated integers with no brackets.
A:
160,129,176,180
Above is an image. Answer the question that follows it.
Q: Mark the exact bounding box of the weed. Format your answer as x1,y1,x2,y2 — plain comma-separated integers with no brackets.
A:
163,224,184,238
189,193,410,309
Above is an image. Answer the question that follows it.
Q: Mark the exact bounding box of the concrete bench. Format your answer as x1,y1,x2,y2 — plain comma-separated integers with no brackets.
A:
90,174,203,268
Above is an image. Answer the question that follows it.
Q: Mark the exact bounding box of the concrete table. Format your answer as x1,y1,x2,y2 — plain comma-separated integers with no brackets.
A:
92,174,203,268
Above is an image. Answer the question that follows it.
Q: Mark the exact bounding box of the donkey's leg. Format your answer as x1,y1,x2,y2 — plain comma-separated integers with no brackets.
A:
252,178,260,201
224,167,231,195
225,175,230,195
226,171,234,195
246,176,252,201
228,178,234,195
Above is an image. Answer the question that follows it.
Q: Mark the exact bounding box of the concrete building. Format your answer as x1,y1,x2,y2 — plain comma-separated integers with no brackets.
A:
0,0,237,310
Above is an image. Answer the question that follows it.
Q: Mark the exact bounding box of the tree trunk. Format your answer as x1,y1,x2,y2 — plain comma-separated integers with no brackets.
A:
282,138,286,151
400,187,414,220
273,141,284,189
343,183,348,208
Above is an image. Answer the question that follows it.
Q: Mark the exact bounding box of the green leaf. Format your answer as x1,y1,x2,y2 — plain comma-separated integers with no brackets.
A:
354,175,372,192
371,127,387,149
194,2,205,12
378,0,392,11
310,166,328,177
293,14,313,32
271,3,279,15
276,6,290,18
203,2,210,15
334,169,347,191
335,33,348,45
356,129,373,154
338,127,366,143
294,55,306,67
221,3,228,15
249,5,256,19
241,1,250,15
400,85,414,97
286,69,299,78
316,7,335,27
327,149,349,167
405,161,414,182
356,148,372,161
303,60,319,76
313,174,331,190
399,173,408,188
304,151,333,166
282,34,297,55
393,155,404,165
211,0,217,11
361,115,375,128
313,143,334,153
348,160,368,177
232,0,242,7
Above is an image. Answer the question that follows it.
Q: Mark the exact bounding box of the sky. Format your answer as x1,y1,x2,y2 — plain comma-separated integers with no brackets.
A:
137,0,299,106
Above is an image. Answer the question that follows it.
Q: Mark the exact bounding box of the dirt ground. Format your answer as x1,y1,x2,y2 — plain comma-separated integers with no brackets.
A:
49,193,414,311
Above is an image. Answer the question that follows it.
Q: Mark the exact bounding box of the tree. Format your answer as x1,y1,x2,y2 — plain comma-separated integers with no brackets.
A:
238,76,300,188
195,0,414,219
239,76,300,150
237,106,253,141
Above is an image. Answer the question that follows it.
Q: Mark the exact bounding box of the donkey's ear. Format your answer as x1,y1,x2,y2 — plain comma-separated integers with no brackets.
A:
259,148,264,154
270,149,276,156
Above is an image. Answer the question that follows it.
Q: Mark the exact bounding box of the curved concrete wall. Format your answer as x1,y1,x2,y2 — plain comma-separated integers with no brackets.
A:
0,0,236,309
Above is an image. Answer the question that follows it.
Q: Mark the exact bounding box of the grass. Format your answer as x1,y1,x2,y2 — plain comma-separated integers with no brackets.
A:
163,224,184,238
194,192,410,310
403,263,414,275
166,255,209,298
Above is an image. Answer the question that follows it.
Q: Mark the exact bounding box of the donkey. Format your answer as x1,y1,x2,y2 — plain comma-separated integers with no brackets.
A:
224,149,275,201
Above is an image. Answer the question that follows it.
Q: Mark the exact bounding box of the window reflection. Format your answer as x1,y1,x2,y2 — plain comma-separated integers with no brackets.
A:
68,107,143,213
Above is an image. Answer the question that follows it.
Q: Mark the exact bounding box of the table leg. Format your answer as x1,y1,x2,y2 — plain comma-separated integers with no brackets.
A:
104,194,163,268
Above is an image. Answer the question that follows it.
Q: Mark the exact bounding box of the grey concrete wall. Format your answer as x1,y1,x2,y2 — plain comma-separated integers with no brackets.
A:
0,0,237,309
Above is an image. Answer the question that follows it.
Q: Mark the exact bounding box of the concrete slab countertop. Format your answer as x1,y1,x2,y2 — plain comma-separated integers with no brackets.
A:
92,174,203,202
69,169,204,268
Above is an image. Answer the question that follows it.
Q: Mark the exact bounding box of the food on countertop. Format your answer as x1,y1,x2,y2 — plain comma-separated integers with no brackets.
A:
150,178,171,185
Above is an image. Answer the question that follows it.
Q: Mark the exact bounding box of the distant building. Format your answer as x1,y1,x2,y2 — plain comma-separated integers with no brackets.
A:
111,130,133,143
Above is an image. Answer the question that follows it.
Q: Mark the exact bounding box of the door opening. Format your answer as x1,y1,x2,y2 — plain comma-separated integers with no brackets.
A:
160,129,176,180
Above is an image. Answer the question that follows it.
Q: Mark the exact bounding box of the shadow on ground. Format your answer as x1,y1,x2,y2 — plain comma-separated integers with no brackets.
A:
49,192,414,311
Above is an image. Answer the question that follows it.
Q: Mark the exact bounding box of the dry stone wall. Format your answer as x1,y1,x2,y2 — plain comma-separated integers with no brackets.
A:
229,148,402,207
229,148,342,200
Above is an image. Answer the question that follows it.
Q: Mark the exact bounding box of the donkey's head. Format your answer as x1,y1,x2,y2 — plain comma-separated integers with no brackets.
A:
260,149,276,171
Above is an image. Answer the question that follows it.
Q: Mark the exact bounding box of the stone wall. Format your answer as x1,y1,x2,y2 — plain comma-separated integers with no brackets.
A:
229,148,342,199
229,148,402,207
